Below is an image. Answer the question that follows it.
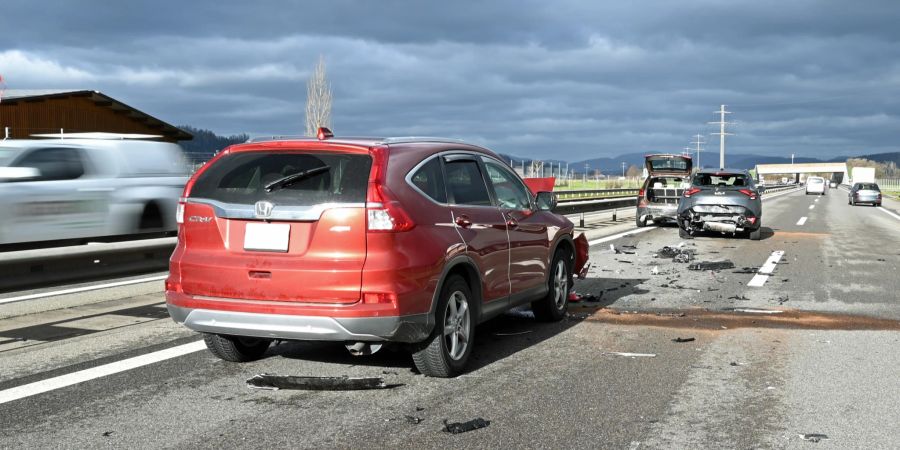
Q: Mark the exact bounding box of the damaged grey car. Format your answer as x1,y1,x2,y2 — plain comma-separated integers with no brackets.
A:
677,169,762,240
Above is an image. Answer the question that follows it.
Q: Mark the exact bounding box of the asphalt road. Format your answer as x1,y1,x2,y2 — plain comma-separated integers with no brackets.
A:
0,187,898,449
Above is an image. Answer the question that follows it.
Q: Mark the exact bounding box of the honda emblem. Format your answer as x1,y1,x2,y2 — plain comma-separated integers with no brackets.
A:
255,201,274,218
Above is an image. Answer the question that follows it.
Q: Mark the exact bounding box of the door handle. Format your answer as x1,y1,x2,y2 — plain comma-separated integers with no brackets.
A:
455,215,472,229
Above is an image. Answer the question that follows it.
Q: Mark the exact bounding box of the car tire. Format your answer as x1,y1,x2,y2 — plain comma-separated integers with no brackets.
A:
412,275,474,378
203,334,271,362
532,250,570,322
636,214,647,228
678,226,692,239
749,226,762,241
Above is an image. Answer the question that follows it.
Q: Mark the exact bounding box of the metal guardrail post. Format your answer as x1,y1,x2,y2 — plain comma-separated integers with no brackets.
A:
579,212,585,228
612,208,617,222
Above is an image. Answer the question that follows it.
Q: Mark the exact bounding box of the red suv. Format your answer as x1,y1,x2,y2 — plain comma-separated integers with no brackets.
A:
165,130,586,377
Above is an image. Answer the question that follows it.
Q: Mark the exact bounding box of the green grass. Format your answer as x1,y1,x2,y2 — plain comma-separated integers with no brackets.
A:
552,179,642,191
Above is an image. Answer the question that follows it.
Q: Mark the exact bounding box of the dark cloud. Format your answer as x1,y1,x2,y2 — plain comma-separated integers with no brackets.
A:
2,0,900,160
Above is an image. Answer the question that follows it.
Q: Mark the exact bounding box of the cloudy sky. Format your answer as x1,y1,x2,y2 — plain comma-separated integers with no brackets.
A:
2,0,900,161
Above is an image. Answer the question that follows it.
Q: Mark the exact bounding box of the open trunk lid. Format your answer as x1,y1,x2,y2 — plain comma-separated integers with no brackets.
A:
645,154,692,176
178,149,372,304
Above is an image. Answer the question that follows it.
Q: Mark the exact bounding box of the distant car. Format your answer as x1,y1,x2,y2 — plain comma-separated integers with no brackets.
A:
166,130,588,377
830,181,837,188
677,168,762,240
806,177,827,195
0,134,188,245
635,154,692,227
849,182,882,206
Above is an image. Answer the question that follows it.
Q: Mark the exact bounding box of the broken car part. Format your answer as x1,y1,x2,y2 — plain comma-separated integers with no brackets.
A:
443,418,490,434
688,261,736,271
246,374,400,391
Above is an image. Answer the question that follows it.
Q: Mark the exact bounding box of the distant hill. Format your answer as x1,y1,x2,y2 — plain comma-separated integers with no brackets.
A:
178,125,249,163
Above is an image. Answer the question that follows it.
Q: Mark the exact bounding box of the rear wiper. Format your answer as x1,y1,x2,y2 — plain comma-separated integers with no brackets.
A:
264,166,330,193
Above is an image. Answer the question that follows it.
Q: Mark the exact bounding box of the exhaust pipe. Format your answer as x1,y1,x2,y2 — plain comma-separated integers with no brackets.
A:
345,342,383,356
703,222,738,233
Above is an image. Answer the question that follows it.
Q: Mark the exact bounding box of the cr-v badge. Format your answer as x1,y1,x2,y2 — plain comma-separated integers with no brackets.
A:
255,201,274,218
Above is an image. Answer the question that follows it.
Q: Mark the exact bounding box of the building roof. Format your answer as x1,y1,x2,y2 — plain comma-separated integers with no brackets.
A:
0,89,192,141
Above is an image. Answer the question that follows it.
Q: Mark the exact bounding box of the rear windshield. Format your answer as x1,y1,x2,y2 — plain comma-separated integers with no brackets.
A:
692,173,750,187
649,158,689,171
857,183,879,191
190,152,372,205
809,178,824,184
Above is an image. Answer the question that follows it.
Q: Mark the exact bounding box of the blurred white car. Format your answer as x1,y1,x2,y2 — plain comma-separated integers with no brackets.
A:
0,133,189,244
805,176,827,195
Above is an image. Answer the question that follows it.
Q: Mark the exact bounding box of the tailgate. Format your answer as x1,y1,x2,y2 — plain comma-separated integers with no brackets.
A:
177,150,372,304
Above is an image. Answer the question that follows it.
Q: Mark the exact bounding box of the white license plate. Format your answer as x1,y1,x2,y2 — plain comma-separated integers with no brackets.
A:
244,222,290,252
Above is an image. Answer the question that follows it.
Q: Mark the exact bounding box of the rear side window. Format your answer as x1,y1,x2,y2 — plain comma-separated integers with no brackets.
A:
692,173,749,187
409,157,447,203
444,159,491,206
190,152,371,206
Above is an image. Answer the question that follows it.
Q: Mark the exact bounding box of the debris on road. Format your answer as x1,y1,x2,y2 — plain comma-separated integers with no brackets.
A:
729,362,743,366
656,312,686,318
102,431,114,437
606,352,657,358
246,374,400,391
443,418,490,434
657,246,695,261
405,415,423,425
732,267,758,274
777,295,789,305
728,295,750,301
688,260,735,271
673,252,694,263
799,433,830,443
723,308,784,314
671,337,696,343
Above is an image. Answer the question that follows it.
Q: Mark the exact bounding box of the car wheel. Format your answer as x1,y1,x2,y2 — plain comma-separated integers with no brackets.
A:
678,226,692,239
636,214,647,228
749,226,762,241
532,250,570,322
412,275,474,377
203,334,271,362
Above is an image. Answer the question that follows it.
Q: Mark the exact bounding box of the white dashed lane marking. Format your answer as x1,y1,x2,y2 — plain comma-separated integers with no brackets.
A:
877,207,900,221
0,341,205,405
809,205,815,210
796,217,808,226
748,250,785,287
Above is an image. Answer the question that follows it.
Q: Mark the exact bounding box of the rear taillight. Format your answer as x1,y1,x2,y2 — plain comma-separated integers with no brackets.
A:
683,187,701,198
175,200,185,224
365,145,414,232
638,188,645,197
738,189,758,200
165,279,182,293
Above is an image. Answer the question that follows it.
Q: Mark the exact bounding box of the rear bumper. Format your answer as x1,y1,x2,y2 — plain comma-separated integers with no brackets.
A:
637,204,678,221
678,204,760,233
167,304,431,343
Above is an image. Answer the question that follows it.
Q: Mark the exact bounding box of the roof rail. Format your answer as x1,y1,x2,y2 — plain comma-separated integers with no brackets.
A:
30,132,163,140
246,135,312,143
380,136,471,145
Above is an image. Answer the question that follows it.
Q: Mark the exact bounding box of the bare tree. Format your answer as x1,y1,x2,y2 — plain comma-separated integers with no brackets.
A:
305,56,332,136
626,164,642,179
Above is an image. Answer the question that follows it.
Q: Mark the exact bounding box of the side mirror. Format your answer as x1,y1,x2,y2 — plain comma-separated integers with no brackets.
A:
535,191,557,211
0,167,41,182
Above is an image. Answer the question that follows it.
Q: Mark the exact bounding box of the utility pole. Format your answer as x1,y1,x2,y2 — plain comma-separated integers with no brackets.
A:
709,105,732,169
791,153,794,165
583,163,589,184
691,133,705,169
621,162,626,178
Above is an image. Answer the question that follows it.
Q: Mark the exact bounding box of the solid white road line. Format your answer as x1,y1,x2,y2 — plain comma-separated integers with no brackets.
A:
588,226,655,247
877,206,900,221
815,198,819,202
0,340,205,405
809,205,815,210
748,250,785,287
796,217,808,226
0,275,168,305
